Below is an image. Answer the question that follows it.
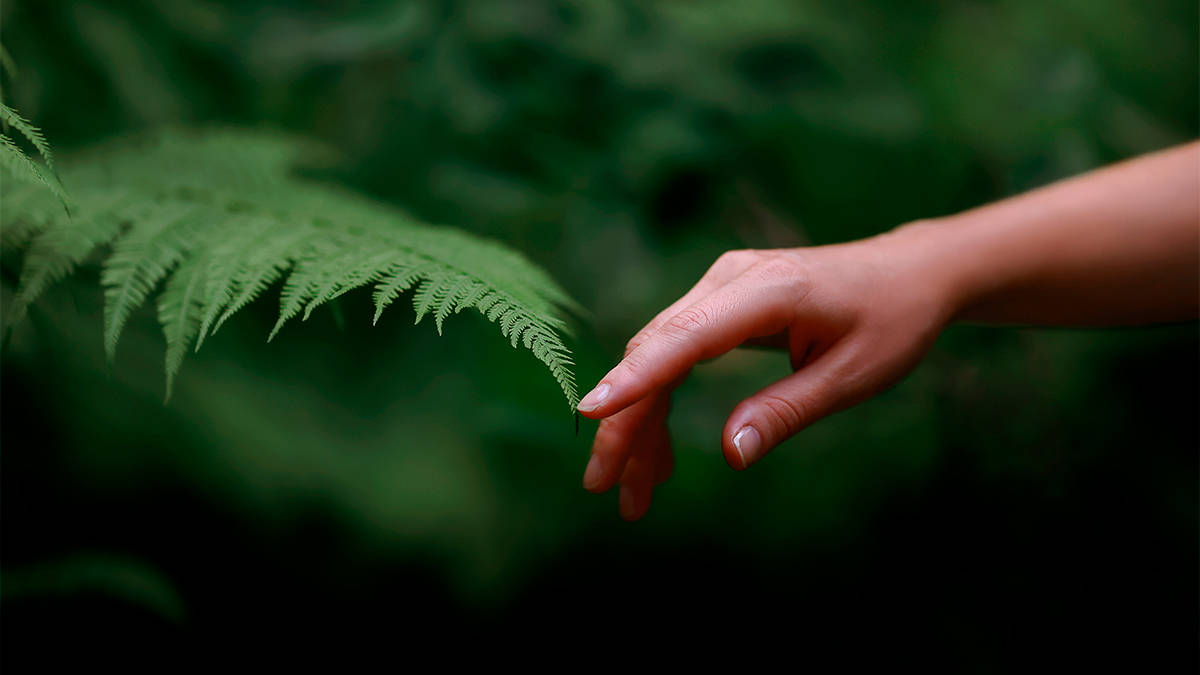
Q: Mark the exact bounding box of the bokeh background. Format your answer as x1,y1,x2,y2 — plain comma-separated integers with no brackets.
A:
2,0,1196,668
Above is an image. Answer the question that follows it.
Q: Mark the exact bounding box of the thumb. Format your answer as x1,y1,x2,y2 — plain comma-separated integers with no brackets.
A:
722,349,862,470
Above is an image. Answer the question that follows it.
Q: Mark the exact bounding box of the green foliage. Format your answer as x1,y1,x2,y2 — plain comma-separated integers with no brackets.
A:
0,103,69,210
1,553,185,622
2,129,579,406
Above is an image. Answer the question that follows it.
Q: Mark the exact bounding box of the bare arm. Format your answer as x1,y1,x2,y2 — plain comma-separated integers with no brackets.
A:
910,140,1199,325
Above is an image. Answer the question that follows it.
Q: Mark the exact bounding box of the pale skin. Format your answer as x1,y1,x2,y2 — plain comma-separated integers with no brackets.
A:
577,141,1200,521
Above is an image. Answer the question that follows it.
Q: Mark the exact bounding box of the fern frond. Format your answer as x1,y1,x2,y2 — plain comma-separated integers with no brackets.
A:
0,103,56,175
371,258,437,326
299,248,404,321
158,255,207,401
8,207,127,328
101,204,203,360
2,130,580,408
192,216,286,350
0,133,69,210
211,224,321,336
412,271,474,334
7,189,160,327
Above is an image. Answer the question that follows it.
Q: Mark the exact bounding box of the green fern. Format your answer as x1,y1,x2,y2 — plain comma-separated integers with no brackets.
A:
0,103,69,211
2,129,580,407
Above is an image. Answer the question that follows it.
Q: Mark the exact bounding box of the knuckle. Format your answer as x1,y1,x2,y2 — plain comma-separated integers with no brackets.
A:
620,350,652,378
712,249,753,271
750,255,798,279
624,332,649,357
713,250,740,267
748,255,811,303
665,306,711,335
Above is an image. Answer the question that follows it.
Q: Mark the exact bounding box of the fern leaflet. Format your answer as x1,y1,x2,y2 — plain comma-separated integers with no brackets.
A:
0,103,68,210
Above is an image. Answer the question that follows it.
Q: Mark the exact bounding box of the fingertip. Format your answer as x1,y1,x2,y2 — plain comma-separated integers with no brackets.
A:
653,443,674,485
723,445,747,471
618,484,651,521
722,418,748,470
576,407,608,420
732,425,763,468
582,454,607,493
722,418,764,470
618,485,637,520
576,382,611,415
617,452,655,521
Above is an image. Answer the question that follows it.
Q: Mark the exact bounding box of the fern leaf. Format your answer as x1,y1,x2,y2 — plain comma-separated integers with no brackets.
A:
0,103,56,174
267,239,339,341
0,134,68,210
412,270,473,331
1,182,62,249
267,245,409,339
193,216,294,350
299,248,404,321
210,238,304,337
102,205,203,361
371,259,437,325
1,130,581,408
158,255,207,401
452,280,492,315
434,274,477,335
210,229,315,336
8,204,129,327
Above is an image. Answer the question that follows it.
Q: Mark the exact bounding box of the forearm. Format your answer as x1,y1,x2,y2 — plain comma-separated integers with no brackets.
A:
890,141,1199,326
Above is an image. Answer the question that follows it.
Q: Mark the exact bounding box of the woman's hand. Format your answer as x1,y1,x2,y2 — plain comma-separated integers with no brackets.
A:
577,141,1198,521
577,229,958,520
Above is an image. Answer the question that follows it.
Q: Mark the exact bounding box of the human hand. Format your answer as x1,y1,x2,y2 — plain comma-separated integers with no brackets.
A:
577,226,959,520
578,142,1198,520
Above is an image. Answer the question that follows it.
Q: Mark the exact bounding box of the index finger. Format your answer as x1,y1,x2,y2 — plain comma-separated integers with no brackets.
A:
577,272,794,419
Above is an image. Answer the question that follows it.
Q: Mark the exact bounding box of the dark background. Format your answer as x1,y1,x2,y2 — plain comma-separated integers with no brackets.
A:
2,0,1196,669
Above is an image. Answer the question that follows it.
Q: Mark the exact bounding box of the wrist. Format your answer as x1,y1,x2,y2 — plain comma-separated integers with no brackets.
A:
869,217,984,325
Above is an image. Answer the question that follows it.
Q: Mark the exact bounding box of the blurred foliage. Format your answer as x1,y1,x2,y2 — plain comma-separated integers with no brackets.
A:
1,0,1196,668
2,552,185,622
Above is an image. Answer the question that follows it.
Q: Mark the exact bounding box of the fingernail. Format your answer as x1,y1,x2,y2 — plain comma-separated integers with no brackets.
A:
576,382,610,412
619,485,637,520
733,425,762,469
583,455,605,490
